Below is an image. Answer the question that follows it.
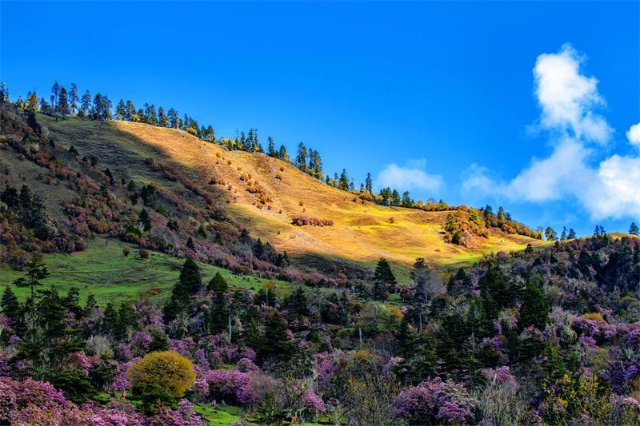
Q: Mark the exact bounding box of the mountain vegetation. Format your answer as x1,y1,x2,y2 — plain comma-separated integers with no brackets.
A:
1,82,640,424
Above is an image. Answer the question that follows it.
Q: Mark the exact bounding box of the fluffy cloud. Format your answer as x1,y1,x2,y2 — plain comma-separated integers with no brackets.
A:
462,44,640,220
627,123,640,146
376,161,443,193
588,155,640,219
534,44,612,144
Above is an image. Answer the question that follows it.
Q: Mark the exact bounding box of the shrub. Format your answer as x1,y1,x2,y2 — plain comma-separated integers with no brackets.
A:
127,350,196,401
291,216,334,227
394,378,478,424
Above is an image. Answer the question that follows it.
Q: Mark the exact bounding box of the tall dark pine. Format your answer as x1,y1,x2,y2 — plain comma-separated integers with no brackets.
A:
51,81,61,107
295,142,308,171
372,258,397,300
338,169,349,191
267,137,277,157
115,100,126,120
519,275,549,331
278,145,289,161
411,258,429,328
365,173,373,193
1,287,22,331
0,82,9,103
69,83,79,114
14,255,49,301
630,222,639,235
179,257,202,295
57,86,69,117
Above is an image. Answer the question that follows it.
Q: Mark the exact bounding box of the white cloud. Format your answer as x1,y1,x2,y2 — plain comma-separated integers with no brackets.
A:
461,164,495,196
627,123,640,147
534,44,612,144
376,161,443,193
587,155,640,219
506,138,594,202
461,44,640,221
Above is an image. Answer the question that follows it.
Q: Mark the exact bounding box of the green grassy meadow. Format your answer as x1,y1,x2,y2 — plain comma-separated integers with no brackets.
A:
0,238,289,305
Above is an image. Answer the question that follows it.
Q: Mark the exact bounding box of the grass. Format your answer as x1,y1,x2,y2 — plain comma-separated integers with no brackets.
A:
192,404,327,426
194,404,253,426
0,238,290,305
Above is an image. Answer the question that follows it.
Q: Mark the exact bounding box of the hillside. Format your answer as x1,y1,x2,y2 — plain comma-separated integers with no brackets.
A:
31,113,544,275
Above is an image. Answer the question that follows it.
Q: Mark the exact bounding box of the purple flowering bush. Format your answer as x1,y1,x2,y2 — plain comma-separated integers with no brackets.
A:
394,378,478,424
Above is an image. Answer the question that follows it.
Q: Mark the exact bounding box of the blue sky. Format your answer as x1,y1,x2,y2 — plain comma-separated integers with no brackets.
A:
1,1,639,236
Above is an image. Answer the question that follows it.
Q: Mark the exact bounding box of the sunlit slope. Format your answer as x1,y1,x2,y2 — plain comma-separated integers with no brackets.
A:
41,115,544,269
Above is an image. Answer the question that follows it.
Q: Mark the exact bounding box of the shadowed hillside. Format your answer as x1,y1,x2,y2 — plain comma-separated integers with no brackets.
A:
33,114,545,275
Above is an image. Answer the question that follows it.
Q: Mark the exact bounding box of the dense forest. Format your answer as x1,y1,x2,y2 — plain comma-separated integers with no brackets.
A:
2,226,640,424
2,82,640,425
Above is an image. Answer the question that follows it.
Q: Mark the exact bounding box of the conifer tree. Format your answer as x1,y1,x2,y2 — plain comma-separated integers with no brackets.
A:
391,189,401,206
79,90,92,118
545,226,557,241
519,275,549,331
126,100,136,121
295,142,308,171
278,144,289,161
567,228,577,239
167,108,178,128
14,255,49,301
630,222,639,235
179,257,202,295
139,208,152,232
365,173,373,193
267,137,277,157
69,83,79,114
338,169,349,191
207,272,228,293
410,258,429,328
0,82,9,103
285,286,309,318
401,191,412,207
57,86,70,117
372,258,397,300
51,81,61,107
115,100,126,120
259,310,294,363
1,287,22,330
205,125,214,142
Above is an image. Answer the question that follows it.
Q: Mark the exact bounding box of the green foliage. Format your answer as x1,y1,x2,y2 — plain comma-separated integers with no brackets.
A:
13,255,49,300
372,258,397,301
257,310,295,364
207,272,228,293
519,275,549,331
128,350,196,410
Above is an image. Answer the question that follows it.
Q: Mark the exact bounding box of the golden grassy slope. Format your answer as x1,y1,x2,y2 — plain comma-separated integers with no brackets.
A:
40,115,545,273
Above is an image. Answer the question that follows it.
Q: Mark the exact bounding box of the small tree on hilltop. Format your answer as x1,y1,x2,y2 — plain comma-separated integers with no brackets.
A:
629,222,639,235
544,227,557,241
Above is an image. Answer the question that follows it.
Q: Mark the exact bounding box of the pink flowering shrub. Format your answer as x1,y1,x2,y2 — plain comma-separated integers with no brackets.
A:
204,369,250,403
480,366,517,387
0,377,148,425
303,390,326,414
394,378,478,424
